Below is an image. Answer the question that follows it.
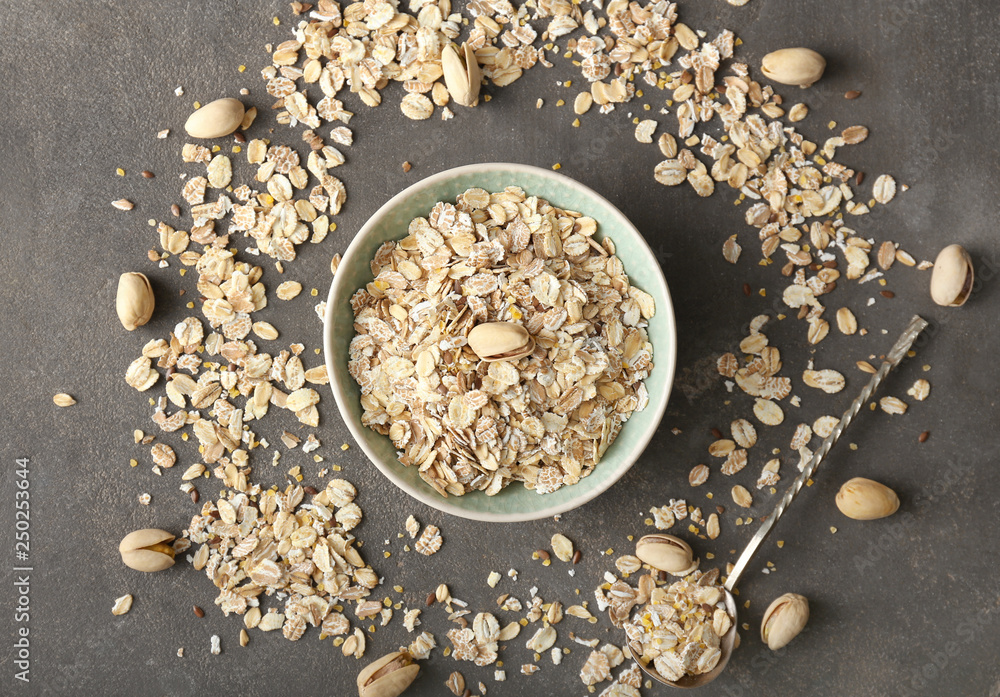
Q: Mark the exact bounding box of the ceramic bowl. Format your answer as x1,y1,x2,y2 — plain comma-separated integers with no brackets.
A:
324,163,676,522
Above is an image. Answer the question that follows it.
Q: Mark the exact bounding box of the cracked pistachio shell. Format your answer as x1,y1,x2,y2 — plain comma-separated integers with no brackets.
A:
468,322,534,361
357,651,419,697
835,477,899,520
441,42,481,107
119,528,176,572
184,97,245,138
761,593,809,650
761,48,826,88
930,244,973,307
116,272,155,331
635,534,698,576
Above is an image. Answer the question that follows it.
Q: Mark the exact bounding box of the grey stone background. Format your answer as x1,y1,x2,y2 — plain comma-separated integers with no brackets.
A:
1,1,998,695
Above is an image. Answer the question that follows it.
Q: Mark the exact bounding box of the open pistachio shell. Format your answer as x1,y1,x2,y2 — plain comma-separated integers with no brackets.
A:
357,651,419,697
119,528,176,572
929,244,973,307
441,42,481,107
761,593,809,650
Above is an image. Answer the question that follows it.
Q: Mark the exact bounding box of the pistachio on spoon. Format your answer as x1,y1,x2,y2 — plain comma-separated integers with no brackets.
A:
635,534,699,576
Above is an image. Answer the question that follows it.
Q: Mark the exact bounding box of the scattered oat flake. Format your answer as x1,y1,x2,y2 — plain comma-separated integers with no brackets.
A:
401,93,434,120
405,515,420,539
551,533,574,562
53,393,76,407
446,672,465,696
802,369,845,394
717,353,738,378
634,119,657,143
404,609,422,633
907,379,930,401
276,281,302,300
722,237,741,264
731,485,752,508
649,505,675,529
689,464,709,487
813,416,839,438
873,175,897,204
879,396,908,415
112,594,133,615
580,649,611,685
416,525,443,555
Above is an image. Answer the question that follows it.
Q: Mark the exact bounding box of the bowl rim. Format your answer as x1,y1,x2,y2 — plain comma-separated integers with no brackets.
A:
324,162,676,522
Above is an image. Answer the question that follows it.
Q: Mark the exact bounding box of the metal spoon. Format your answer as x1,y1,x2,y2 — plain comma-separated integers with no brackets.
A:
628,314,929,689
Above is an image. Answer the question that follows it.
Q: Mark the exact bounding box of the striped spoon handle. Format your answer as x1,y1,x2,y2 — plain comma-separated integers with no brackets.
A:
725,314,929,591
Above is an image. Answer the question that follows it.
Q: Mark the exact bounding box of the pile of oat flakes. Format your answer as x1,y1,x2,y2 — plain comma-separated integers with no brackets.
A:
106,0,937,692
349,188,655,498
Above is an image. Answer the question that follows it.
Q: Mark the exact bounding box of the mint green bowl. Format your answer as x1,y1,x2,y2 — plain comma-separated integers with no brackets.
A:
324,164,676,521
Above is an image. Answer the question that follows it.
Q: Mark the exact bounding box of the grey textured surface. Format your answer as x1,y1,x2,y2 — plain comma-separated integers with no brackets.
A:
1,1,999,696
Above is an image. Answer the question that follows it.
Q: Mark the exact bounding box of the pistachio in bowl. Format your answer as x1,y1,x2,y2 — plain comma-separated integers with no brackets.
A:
324,164,676,522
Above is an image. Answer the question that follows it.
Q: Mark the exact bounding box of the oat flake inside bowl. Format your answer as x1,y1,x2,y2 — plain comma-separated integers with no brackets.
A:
347,185,656,498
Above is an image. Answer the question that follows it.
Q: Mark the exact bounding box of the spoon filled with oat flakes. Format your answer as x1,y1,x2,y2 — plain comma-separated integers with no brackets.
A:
621,315,928,688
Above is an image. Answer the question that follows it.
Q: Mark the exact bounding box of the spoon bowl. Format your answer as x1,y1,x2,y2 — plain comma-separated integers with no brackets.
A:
627,589,738,689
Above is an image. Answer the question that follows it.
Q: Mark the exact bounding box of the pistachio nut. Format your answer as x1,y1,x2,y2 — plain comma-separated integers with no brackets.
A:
835,477,899,520
116,272,155,331
635,534,699,576
357,650,419,697
468,322,535,362
119,528,176,572
441,42,481,107
184,97,245,138
761,593,809,650
929,244,973,307
761,48,826,88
